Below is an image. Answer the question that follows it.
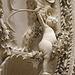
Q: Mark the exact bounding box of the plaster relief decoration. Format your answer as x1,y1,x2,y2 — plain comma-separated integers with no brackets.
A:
0,0,16,66
0,0,74,75
54,0,74,75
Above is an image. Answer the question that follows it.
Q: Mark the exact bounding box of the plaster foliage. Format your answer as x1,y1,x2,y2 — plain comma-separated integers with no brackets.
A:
0,0,74,75
0,0,16,64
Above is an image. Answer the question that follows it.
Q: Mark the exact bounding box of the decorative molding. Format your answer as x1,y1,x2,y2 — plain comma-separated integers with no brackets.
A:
54,0,74,75
0,0,74,75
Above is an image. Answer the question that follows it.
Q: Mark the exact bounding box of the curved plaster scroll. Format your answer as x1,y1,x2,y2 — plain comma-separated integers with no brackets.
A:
9,0,56,11
9,0,57,19
22,0,58,53
0,0,59,75
6,0,42,52
45,0,55,3
7,0,58,74
7,0,57,51
0,56,39,75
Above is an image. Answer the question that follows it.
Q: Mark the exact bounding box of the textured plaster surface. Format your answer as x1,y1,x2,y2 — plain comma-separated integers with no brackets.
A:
2,0,28,47
1,0,75,75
